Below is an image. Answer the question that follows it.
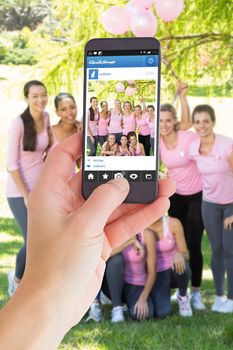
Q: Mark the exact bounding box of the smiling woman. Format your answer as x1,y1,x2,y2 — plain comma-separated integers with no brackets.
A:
6,80,50,296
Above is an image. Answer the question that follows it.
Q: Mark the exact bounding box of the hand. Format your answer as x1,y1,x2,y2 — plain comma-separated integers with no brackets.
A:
224,215,233,230
178,81,188,97
172,252,185,274
133,238,145,257
90,135,95,144
134,297,149,321
0,132,175,348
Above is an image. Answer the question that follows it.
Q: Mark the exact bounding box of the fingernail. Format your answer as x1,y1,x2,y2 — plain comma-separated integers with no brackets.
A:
108,177,129,192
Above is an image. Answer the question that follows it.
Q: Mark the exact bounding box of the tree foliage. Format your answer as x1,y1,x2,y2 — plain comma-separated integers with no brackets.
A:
41,0,233,98
0,0,49,30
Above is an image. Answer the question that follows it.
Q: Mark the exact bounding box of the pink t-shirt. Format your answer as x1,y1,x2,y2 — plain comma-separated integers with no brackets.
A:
136,113,150,136
160,130,203,195
156,216,177,272
146,115,155,138
189,134,233,204
109,109,123,134
98,115,109,136
122,232,147,286
123,113,136,136
6,114,50,197
88,109,99,136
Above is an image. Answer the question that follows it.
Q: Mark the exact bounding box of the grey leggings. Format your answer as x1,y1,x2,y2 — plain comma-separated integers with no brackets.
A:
150,262,191,318
102,254,124,307
202,200,233,299
7,197,27,279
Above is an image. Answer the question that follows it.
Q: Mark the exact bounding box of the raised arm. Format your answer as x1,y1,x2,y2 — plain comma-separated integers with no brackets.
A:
177,82,192,131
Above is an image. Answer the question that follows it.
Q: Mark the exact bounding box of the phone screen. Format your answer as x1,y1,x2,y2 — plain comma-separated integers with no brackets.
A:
82,39,160,203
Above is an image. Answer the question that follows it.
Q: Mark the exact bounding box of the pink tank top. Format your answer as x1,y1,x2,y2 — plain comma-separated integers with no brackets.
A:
147,115,155,138
135,142,142,156
47,126,76,176
98,115,109,136
88,109,99,136
123,113,136,135
122,232,147,286
109,109,123,134
48,126,59,153
119,145,130,156
136,113,150,136
156,216,177,272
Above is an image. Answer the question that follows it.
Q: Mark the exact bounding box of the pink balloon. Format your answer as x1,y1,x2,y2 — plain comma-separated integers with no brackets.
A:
116,82,125,93
154,0,184,22
125,2,143,16
125,1,151,16
133,0,154,8
101,6,130,35
125,86,135,96
130,10,158,37
127,80,135,84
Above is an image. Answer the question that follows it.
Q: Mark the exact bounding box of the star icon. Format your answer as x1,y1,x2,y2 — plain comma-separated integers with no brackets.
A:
103,173,109,180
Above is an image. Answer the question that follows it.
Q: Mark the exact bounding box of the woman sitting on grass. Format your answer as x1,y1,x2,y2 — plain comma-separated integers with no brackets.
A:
117,135,131,156
148,215,192,318
101,134,118,156
128,131,145,156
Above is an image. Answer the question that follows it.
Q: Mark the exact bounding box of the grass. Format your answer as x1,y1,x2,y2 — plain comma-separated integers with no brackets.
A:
1,217,233,350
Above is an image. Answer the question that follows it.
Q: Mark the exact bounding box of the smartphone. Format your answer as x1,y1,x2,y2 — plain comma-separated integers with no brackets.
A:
82,37,161,203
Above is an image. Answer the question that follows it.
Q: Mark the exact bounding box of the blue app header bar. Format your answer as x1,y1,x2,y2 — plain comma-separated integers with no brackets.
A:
87,55,158,68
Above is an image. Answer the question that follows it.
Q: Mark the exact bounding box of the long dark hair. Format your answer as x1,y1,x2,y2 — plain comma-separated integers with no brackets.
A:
89,97,98,121
21,80,47,151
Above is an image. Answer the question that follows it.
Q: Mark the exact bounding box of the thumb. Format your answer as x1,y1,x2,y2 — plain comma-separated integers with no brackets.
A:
78,177,129,233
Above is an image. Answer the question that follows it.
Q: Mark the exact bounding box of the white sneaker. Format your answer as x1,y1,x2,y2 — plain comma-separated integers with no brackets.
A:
100,291,112,305
85,302,102,322
8,271,18,298
211,295,227,312
191,292,206,310
111,306,125,323
217,299,233,313
171,289,179,303
171,288,190,303
178,294,193,317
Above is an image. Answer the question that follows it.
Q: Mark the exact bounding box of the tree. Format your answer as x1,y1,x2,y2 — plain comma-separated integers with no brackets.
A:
42,0,233,98
0,0,50,31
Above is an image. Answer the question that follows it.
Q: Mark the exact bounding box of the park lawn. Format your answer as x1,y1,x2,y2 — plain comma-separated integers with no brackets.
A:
0,217,233,350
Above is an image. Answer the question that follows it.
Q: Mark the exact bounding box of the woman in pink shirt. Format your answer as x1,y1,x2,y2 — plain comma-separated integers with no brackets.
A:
100,231,156,322
122,101,136,136
128,131,145,156
109,99,123,144
48,92,82,173
190,104,233,313
87,96,99,156
149,216,192,317
101,134,118,156
160,83,205,310
116,135,131,156
146,105,155,154
135,104,151,156
6,80,50,297
98,100,110,146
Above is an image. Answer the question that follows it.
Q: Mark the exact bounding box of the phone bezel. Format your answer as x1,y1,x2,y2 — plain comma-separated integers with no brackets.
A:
82,37,161,203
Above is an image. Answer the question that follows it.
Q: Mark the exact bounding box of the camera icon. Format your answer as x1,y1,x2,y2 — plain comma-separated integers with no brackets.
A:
114,172,125,179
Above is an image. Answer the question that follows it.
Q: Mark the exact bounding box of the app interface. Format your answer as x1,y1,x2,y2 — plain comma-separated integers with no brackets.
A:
84,49,159,183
